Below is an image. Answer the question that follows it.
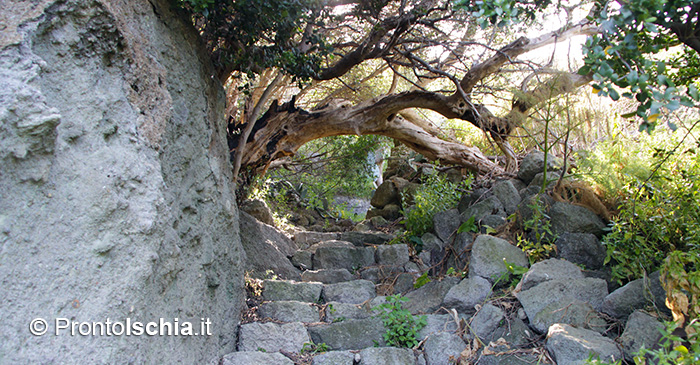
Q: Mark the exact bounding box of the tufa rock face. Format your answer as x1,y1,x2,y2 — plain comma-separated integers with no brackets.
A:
0,0,244,363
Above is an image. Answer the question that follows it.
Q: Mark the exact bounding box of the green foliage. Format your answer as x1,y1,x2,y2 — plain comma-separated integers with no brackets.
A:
267,135,390,218
516,198,557,264
586,320,700,365
458,216,479,234
662,250,700,325
178,0,332,81
414,271,431,289
301,341,329,355
456,0,553,28
372,294,427,348
493,258,529,289
403,172,471,237
593,133,700,284
465,0,700,130
578,0,700,131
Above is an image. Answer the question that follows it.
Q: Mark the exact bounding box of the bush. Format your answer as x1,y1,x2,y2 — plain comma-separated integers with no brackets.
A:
403,172,471,237
372,294,427,348
577,126,700,285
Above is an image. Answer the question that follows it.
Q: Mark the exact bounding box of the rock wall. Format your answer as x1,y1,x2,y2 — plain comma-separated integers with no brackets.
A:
0,0,244,363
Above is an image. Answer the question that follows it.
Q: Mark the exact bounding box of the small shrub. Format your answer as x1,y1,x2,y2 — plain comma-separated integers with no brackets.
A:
372,294,427,348
516,198,557,264
403,172,471,237
301,341,329,354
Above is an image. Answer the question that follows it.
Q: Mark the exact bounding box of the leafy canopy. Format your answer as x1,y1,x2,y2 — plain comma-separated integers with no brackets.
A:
467,0,700,132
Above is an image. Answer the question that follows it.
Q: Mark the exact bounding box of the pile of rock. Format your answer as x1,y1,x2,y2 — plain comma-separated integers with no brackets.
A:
229,150,671,364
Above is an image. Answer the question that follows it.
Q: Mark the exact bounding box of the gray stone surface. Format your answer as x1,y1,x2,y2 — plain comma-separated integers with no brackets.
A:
240,199,275,226
469,235,529,282
324,302,372,321
546,324,623,365
292,250,314,270
404,277,461,314
519,258,584,291
311,350,355,365
521,171,561,198
480,215,507,231
308,240,355,252
443,275,493,314
263,280,323,302
418,314,462,340
421,233,444,251
240,211,301,280
556,233,606,270
530,298,607,334
222,351,294,365
308,318,385,350
518,151,560,184
371,178,401,208
359,347,416,365
366,204,401,220
600,271,669,318
433,209,461,242
294,232,340,248
469,303,504,341
393,272,417,294
489,318,533,347
313,246,375,271
376,244,410,266
619,310,664,361
0,2,244,363
238,322,310,353
302,269,355,284
423,332,466,365
323,280,377,304
458,188,492,213
258,301,320,323
493,180,521,215
516,278,608,331
340,231,394,246
549,201,607,237
461,196,505,222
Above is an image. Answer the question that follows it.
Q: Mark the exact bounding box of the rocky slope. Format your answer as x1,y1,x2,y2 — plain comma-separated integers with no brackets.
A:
232,151,671,364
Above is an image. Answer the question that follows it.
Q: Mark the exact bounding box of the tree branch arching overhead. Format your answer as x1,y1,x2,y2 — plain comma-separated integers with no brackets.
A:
195,0,599,181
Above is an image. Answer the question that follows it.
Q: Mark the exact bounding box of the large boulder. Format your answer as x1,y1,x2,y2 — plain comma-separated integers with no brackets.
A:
516,277,608,333
240,199,275,225
492,180,522,215
370,177,406,208
517,151,561,184
443,275,493,314
619,310,664,361
433,209,461,242
546,324,622,365
307,318,386,350
599,271,669,318
237,322,310,353
469,235,529,283
403,277,461,314
549,201,607,237
555,233,606,270
239,211,301,280
0,1,244,363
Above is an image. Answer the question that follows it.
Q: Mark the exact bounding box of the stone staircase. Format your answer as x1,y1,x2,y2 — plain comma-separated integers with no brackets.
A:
224,230,547,365
225,151,672,365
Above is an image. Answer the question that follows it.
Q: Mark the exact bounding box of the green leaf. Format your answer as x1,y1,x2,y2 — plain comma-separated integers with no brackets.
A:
458,216,478,233
609,88,620,101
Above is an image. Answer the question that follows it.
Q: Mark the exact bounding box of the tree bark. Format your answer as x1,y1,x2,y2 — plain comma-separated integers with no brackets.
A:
233,92,503,176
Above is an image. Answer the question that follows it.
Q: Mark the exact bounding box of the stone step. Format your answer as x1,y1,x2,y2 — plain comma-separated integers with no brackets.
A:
243,237,664,365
